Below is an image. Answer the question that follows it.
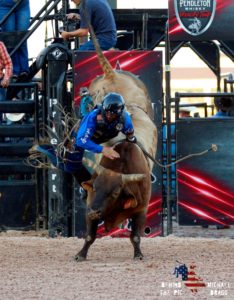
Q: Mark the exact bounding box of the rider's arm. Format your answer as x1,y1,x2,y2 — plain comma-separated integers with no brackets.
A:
75,110,103,153
122,112,137,143
122,111,135,139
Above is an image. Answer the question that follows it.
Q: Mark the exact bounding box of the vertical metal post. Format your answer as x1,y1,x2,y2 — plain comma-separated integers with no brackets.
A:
165,21,173,235
42,44,72,237
224,78,227,92
54,5,60,38
142,13,148,50
33,83,42,230
216,44,221,92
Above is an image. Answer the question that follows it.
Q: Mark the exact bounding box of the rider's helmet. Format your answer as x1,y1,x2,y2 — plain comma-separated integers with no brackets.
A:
102,92,125,117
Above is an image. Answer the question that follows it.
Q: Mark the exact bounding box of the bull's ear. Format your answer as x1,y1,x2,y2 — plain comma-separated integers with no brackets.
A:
81,180,93,191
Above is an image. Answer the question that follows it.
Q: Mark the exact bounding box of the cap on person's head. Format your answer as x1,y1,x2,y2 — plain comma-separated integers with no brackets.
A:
179,106,196,113
5,113,25,122
173,106,196,112
79,87,89,96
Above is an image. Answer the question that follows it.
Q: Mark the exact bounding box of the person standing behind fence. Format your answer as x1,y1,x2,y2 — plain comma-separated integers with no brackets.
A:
0,41,13,123
0,0,30,81
212,97,232,117
61,0,117,50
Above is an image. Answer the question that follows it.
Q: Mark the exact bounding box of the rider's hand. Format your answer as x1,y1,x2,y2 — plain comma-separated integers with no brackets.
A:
102,146,120,160
126,135,137,143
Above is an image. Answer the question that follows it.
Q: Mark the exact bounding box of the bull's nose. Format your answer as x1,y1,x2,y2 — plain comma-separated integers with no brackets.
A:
91,203,100,211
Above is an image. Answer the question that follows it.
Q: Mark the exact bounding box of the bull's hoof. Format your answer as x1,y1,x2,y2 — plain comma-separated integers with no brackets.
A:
134,255,144,260
87,209,101,220
134,253,144,260
74,254,86,262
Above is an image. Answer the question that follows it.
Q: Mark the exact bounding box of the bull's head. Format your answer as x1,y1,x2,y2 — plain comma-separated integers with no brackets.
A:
82,158,146,220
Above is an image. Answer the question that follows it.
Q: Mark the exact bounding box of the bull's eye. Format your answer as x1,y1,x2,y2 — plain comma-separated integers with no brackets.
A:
112,188,120,199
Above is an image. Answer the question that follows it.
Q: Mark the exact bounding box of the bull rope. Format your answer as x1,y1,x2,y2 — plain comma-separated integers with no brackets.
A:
135,142,218,169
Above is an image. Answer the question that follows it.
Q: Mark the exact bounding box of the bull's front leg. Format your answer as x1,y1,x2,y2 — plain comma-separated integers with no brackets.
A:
130,212,146,260
75,219,99,262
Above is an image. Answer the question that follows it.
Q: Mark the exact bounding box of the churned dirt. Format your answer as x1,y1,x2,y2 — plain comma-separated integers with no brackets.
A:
0,225,234,300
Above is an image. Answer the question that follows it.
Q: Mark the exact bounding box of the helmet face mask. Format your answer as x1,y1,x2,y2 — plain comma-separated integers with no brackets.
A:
102,92,125,121
104,106,123,115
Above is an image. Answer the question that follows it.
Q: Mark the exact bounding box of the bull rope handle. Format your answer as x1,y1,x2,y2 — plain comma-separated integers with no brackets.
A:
136,142,218,169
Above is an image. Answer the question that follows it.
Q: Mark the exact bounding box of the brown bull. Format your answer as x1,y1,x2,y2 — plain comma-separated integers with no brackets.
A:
75,141,151,261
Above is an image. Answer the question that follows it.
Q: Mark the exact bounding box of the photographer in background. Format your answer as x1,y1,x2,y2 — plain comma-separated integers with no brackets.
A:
61,0,117,50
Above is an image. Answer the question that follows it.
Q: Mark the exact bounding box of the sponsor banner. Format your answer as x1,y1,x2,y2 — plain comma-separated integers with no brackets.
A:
177,118,234,225
169,0,234,41
73,50,163,237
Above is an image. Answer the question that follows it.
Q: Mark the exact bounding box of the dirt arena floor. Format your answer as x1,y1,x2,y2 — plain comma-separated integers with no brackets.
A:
0,224,234,300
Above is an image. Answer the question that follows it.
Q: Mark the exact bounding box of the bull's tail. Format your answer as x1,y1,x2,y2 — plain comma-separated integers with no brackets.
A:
89,25,115,81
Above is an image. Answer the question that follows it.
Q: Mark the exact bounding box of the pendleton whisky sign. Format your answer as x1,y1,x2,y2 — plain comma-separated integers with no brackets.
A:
169,0,234,41
175,0,216,36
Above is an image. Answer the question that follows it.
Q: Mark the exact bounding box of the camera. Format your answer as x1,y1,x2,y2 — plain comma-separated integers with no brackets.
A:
59,19,80,33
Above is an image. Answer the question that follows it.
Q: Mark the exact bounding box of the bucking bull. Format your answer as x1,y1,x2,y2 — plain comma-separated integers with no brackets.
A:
77,141,151,261
74,30,158,261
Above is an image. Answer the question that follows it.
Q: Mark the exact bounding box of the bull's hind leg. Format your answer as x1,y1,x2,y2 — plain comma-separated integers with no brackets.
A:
130,212,146,260
75,219,99,262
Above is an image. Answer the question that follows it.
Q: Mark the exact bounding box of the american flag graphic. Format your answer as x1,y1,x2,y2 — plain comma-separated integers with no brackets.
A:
174,262,206,294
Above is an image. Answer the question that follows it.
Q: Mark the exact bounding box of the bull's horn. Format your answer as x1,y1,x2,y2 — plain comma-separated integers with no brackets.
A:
82,157,104,175
121,174,146,184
